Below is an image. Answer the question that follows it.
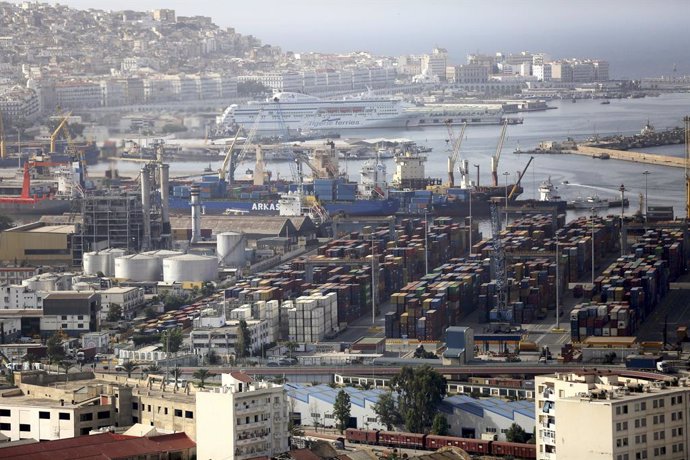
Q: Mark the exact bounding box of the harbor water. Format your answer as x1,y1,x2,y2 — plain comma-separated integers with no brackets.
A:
92,93,690,220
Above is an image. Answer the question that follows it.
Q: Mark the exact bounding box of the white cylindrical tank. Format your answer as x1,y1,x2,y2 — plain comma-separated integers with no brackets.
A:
217,232,246,267
141,250,184,260
83,251,109,276
73,282,96,292
163,254,217,283
102,248,126,277
114,254,162,281
22,274,57,292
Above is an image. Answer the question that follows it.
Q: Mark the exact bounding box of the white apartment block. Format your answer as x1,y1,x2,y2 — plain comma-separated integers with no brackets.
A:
536,372,690,460
55,81,102,109
196,372,289,460
533,64,553,82
238,72,302,93
191,319,273,360
594,61,610,81
0,86,41,121
454,64,490,84
550,62,573,82
1,285,43,309
99,286,144,320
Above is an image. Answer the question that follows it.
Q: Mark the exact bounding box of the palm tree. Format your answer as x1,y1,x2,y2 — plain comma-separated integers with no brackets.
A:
122,361,139,378
169,365,183,392
286,341,298,359
144,363,162,375
59,361,74,382
193,368,211,388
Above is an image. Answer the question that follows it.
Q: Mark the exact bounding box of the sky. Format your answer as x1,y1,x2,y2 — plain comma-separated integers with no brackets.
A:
53,0,690,78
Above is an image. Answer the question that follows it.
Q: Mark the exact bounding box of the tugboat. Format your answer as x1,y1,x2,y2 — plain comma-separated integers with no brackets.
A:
538,176,562,202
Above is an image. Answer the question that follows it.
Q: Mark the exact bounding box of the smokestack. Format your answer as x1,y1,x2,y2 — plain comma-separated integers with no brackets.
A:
140,165,151,251
254,145,264,186
159,163,170,242
190,184,201,243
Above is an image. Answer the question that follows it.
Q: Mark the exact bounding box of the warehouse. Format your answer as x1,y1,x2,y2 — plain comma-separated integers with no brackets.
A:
0,223,75,266
440,395,535,442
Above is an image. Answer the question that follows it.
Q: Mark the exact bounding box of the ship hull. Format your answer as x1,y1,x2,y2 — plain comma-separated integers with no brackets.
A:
168,196,400,217
0,199,72,215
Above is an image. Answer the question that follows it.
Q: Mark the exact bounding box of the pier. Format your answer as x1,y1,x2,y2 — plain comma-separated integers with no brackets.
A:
572,144,686,169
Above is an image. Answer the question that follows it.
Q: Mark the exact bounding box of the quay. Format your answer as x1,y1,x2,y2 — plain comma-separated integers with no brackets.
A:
573,144,685,168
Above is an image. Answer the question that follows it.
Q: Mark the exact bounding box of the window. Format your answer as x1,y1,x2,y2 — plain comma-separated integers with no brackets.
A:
164,408,168,415
639,402,646,411
80,413,93,422
97,411,110,420
80,427,90,435
78,315,84,320
616,438,629,447
616,422,628,431
0,423,10,430
132,402,139,410
0,409,11,417
174,409,182,417
61,324,67,329
61,316,67,320
78,324,84,329
185,411,193,419
616,455,629,460
39,412,50,419
635,434,647,444
59,412,70,420
635,450,648,459
19,424,30,432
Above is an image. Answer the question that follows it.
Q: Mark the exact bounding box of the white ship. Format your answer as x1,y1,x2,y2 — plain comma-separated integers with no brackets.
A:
218,92,519,133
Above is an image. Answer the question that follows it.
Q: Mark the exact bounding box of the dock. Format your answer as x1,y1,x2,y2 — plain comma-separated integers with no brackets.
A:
572,145,686,169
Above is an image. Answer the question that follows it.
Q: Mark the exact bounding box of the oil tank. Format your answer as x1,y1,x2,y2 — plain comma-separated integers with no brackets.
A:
217,232,246,267
102,248,126,277
114,254,162,281
83,251,109,276
141,250,184,260
163,254,217,283
22,274,58,291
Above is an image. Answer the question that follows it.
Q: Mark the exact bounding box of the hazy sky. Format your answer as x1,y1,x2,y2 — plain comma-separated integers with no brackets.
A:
54,0,690,78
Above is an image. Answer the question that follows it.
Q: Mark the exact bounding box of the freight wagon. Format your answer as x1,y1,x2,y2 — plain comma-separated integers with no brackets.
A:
344,428,536,459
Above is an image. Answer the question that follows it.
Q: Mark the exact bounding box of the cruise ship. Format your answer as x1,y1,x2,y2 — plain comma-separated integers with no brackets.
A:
217,92,520,133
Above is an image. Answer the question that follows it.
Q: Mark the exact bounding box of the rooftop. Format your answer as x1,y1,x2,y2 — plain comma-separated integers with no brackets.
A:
441,394,534,421
286,383,385,408
44,292,98,300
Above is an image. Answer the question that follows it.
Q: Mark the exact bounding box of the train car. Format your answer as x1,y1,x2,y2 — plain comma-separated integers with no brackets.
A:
490,441,537,459
425,435,491,455
378,431,426,450
345,428,378,444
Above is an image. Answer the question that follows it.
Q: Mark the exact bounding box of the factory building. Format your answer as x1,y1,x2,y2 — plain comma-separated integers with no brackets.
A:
0,223,75,266
40,292,101,337
440,395,535,441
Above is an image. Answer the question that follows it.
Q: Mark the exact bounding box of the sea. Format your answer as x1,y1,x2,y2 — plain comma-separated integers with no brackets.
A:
91,92,690,225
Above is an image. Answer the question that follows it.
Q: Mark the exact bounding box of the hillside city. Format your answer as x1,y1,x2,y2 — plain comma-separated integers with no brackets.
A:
0,2,689,460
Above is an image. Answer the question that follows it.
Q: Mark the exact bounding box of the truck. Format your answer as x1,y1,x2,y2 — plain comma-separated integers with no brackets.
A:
625,354,663,370
76,347,97,363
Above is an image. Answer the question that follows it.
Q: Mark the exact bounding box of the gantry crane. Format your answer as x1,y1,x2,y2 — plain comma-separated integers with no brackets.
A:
225,111,262,186
491,120,509,187
445,120,467,187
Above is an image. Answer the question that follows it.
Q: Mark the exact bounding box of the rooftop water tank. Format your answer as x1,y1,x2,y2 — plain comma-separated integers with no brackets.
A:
114,254,162,281
163,254,217,283
217,232,246,267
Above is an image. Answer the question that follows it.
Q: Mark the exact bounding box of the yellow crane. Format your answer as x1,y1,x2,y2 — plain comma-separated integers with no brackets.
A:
491,120,508,187
445,120,467,187
49,112,72,153
0,109,5,159
217,129,241,182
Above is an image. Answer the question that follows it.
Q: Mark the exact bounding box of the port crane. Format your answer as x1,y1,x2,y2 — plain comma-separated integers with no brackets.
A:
445,120,467,188
224,111,262,186
217,129,241,183
491,120,509,187
507,155,535,200
49,112,73,154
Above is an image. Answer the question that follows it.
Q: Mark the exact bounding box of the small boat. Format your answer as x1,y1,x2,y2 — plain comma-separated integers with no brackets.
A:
569,194,609,210
601,100,611,105
203,163,213,173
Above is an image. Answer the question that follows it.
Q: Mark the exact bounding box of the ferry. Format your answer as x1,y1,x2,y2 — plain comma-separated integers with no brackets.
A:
217,92,520,134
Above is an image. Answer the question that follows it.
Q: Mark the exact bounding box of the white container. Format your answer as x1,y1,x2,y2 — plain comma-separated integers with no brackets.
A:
217,232,246,267
163,254,217,283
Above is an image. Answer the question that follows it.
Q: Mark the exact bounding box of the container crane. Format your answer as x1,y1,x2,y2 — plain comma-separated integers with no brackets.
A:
445,120,467,187
507,155,534,200
491,120,508,187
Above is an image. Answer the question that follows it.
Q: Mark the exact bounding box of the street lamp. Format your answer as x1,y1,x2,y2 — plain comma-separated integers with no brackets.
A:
619,184,626,256
642,171,650,229
503,171,510,227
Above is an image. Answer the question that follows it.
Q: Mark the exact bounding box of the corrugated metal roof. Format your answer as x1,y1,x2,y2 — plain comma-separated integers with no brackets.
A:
285,383,386,408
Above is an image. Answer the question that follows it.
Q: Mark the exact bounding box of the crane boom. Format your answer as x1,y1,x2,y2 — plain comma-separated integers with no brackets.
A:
508,155,534,200
49,112,72,153
491,120,508,187
445,121,467,187
228,111,262,185
217,130,241,182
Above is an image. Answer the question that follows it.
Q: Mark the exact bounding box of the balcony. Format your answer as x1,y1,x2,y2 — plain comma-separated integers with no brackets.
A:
236,430,270,446
235,404,264,414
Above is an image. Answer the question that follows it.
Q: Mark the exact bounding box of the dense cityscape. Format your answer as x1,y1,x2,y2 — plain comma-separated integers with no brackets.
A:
0,2,689,460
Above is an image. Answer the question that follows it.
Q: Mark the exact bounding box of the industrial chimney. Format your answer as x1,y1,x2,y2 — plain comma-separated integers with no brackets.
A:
159,163,171,242
140,165,151,251
190,184,201,243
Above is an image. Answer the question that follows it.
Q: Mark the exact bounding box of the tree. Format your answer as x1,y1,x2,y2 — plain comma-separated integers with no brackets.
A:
122,361,139,378
46,332,66,364
201,282,215,297
506,423,529,443
236,320,251,360
144,306,158,320
193,368,211,388
0,214,13,231
285,341,298,359
373,391,401,430
431,414,450,435
144,363,162,375
59,360,74,382
161,328,184,353
169,365,183,392
161,123,187,134
237,80,271,97
106,303,123,322
207,350,220,365
390,365,447,434
333,389,352,434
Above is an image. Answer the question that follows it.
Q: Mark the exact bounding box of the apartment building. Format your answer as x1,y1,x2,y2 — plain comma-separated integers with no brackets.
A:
421,48,448,81
40,291,101,337
196,372,289,460
99,286,144,320
0,86,40,121
536,372,690,460
0,267,39,286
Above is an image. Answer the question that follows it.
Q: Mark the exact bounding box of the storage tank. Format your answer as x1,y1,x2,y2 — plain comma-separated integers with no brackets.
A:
83,251,109,276
22,274,58,292
114,254,162,281
102,248,126,277
163,254,217,283
141,250,184,260
217,232,246,267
